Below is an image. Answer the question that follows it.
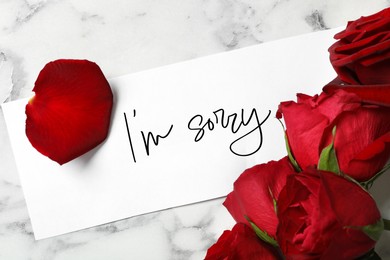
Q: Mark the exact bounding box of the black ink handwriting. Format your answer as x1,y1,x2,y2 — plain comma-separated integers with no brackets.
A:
124,109,174,163
187,108,271,156
141,124,174,156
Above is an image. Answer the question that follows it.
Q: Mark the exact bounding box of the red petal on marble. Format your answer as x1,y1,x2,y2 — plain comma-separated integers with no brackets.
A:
25,59,113,165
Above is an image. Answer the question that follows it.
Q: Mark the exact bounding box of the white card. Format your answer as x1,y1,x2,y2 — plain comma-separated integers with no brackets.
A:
2,28,338,239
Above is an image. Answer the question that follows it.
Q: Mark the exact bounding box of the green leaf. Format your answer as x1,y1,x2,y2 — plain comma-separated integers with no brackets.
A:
268,187,278,215
277,118,301,172
284,132,301,172
244,216,278,247
362,219,384,241
318,126,340,174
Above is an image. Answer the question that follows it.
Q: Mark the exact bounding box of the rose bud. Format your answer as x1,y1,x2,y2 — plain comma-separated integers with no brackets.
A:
277,89,390,182
223,157,296,242
25,59,113,165
205,223,282,260
277,169,383,259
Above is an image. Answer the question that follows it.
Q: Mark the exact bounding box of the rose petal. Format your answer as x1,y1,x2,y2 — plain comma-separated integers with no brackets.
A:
25,59,113,165
332,108,390,181
277,169,380,259
277,91,361,171
320,171,381,226
278,89,390,181
323,80,390,107
322,228,377,259
223,157,296,239
205,223,281,260
277,99,329,170
329,8,390,84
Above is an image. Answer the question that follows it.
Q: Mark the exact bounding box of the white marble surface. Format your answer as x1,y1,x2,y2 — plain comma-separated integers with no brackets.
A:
1,0,389,259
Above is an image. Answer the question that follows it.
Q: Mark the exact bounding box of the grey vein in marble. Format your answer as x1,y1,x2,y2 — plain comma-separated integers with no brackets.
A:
306,10,329,31
0,53,13,103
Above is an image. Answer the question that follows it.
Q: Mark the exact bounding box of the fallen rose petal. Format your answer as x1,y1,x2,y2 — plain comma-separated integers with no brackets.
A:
25,59,113,165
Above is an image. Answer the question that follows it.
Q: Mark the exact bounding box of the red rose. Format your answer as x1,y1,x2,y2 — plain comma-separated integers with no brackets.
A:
277,89,390,182
277,169,383,259
329,8,390,85
26,59,113,165
325,8,390,106
223,157,296,240
205,223,281,260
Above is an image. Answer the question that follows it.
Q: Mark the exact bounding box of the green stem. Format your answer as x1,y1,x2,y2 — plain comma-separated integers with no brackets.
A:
361,164,390,190
384,218,390,231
